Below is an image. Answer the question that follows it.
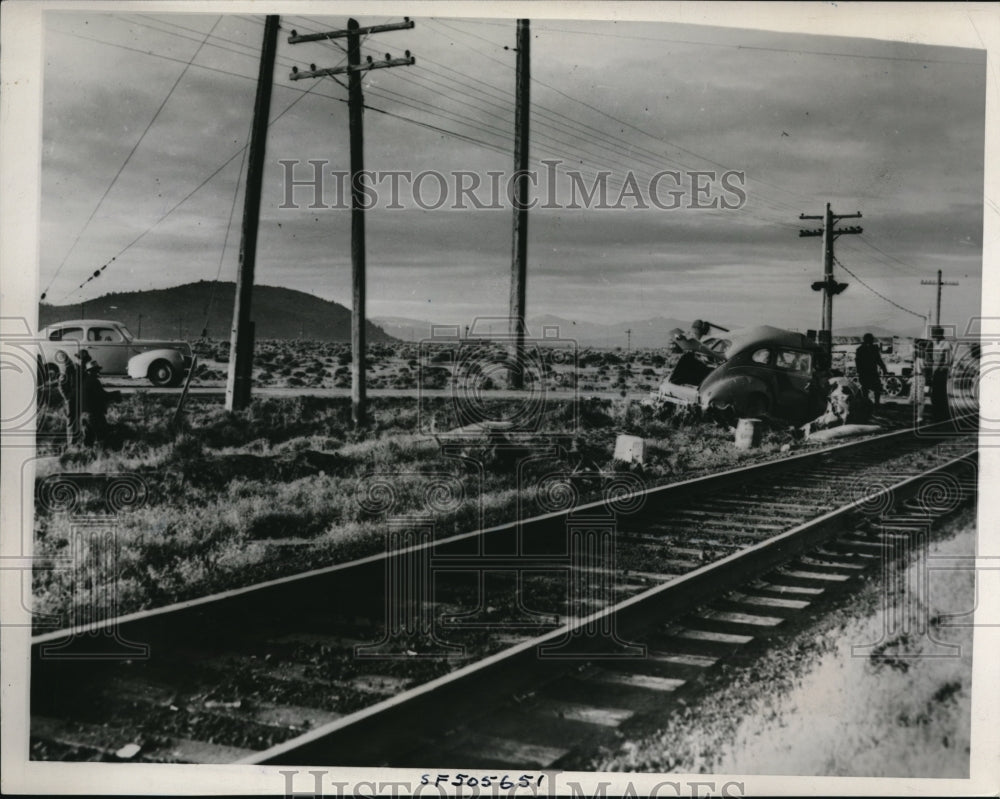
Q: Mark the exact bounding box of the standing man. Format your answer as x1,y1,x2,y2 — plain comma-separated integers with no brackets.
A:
928,326,952,421
58,350,83,445
80,355,121,446
855,332,889,407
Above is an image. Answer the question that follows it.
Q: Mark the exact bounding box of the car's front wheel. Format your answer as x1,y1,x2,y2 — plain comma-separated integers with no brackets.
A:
148,359,177,387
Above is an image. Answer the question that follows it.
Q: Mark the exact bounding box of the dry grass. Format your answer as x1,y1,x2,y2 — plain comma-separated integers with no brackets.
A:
32,386,898,628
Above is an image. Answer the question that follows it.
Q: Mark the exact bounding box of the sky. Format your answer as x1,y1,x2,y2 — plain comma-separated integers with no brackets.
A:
39,10,986,336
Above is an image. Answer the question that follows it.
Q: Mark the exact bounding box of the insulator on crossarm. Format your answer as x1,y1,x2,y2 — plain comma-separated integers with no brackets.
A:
405,50,411,57
367,55,373,64
292,66,299,74
385,53,391,61
310,63,316,71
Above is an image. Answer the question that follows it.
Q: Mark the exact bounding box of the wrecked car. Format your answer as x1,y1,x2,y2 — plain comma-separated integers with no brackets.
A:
655,325,829,425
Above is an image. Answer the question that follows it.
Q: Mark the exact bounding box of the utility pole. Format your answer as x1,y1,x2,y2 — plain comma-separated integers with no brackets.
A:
290,18,414,427
226,14,279,412
799,203,862,356
508,18,530,389
921,269,959,328
626,328,632,354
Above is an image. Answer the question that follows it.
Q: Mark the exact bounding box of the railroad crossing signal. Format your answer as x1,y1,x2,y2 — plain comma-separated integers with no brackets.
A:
799,203,862,354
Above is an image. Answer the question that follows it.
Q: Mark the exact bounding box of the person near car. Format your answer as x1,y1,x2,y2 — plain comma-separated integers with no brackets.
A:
82,357,122,445
928,326,952,421
57,351,83,445
58,350,121,445
855,332,889,407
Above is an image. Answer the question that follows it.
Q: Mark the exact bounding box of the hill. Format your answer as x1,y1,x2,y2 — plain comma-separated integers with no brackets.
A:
370,316,439,342
530,315,692,348
373,314,694,347
836,325,904,339
39,281,396,342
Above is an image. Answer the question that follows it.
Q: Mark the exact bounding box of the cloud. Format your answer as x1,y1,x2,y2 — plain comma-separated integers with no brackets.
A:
39,12,985,333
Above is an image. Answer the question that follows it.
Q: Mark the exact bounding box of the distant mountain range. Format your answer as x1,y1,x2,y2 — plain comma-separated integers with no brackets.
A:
835,325,907,339
373,314,695,348
37,283,910,345
374,315,913,346
39,281,397,342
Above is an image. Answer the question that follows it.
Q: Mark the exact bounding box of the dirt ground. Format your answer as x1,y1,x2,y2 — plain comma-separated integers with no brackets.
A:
589,507,976,778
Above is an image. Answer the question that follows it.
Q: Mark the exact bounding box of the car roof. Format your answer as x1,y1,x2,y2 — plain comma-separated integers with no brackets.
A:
42,319,122,330
725,325,822,356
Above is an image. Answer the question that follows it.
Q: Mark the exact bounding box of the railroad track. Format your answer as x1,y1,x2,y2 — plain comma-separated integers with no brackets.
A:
30,420,978,766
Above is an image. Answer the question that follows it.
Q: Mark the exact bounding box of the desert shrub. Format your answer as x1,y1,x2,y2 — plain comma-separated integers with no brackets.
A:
421,366,450,389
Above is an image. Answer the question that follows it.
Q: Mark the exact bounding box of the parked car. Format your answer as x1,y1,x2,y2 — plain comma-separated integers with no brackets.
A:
39,319,193,387
655,325,828,425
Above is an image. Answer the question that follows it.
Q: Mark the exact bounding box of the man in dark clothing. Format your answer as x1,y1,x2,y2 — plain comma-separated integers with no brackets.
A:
80,356,121,445
855,332,889,407
57,351,83,445
58,351,121,445
928,326,952,421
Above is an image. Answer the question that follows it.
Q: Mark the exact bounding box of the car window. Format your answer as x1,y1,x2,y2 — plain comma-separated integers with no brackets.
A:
50,327,84,341
776,349,812,372
89,327,123,342
751,348,770,364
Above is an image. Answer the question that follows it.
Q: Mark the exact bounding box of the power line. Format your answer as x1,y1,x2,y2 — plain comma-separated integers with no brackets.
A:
58,79,327,303
853,234,927,275
525,23,983,66
201,106,254,338
425,17,809,213
833,256,926,320
49,27,277,85
43,17,223,301
116,14,272,61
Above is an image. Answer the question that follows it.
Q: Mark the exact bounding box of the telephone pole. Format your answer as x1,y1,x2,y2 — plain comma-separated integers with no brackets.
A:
508,18,530,389
226,14,279,412
799,203,862,355
625,328,632,353
290,18,415,427
921,269,959,328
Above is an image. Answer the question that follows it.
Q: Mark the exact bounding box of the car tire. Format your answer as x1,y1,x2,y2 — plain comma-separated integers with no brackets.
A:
884,376,904,397
148,359,176,388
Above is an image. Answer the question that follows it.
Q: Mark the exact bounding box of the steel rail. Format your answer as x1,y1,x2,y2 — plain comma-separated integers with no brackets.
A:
30,418,969,652
236,445,977,765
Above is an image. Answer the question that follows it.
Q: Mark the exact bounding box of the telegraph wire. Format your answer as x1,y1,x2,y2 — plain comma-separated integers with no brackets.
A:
525,22,983,66
201,109,254,338
59,79,327,302
833,256,927,320
43,17,223,301
423,18,810,214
